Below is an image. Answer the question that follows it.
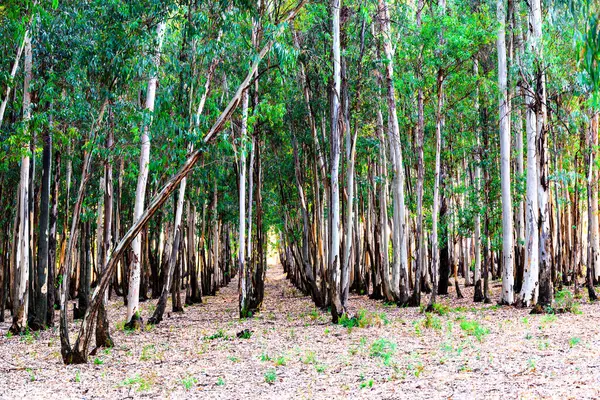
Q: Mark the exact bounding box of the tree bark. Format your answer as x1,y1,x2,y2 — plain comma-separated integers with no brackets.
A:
127,21,167,326
498,0,514,305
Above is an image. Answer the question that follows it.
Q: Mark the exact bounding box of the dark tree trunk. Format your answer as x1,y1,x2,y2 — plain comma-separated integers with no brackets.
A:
438,197,450,295
32,128,51,329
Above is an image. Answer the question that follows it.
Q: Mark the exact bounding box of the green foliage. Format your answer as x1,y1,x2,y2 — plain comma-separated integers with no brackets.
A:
119,374,152,392
569,337,581,348
203,329,231,341
264,369,277,384
338,309,390,330
459,320,489,342
216,377,225,386
369,338,396,366
301,350,317,365
181,375,197,390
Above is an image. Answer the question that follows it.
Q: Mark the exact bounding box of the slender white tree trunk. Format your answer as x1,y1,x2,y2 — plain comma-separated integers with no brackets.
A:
429,0,446,306
519,78,539,305
11,35,33,333
127,22,166,323
498,0,514,304
329,0,344,320
379,0,408,303
377,109,393,302
530,0,552,306
0,28,30,129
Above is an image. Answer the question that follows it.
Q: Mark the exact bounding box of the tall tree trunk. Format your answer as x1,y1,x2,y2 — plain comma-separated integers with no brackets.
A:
379,0,409,305
10,35,32,334
329,0,344,322
428,0,446,308
414,0,426,304
498,0,514,305
589,114,600,282
530,0,552,308
96,121,114,348
127,21,166,326
33,118,52,328
586,114,598,301
47,149,60,326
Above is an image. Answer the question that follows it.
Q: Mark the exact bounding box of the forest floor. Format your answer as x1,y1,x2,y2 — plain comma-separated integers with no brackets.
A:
1,262,600,399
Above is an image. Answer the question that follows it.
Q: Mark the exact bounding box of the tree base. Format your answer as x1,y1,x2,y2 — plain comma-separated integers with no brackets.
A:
473,280,484,302
124,313,144,330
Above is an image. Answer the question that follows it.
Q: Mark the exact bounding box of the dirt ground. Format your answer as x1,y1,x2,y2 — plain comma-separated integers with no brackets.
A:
1,262,599,399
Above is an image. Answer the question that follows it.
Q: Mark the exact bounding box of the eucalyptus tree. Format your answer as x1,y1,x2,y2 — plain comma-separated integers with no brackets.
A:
498,0,514,305
378,0,409,306
10,32,33,334
529,0,552,308
126,21,167,329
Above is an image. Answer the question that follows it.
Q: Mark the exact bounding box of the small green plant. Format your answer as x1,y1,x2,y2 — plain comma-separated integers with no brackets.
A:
140,344,156,361
228,355,240,363
302,350,317,364
204,329,230,341
540,314,557,324
309,308,320,320
20,328,34,345
260,352,271,362
315,364,326,373
5,331,13,339
424,313,442,330
569,337,581,348
459,320,489,342
264,369,277,384
26,368,36,382
93,357,104,365
527,358,536,371
339,309,389,330
216,377,225,386
181,375,197,390
370,338,396,365
74,370,81,383
360,379,374,389
552,290,581,314
119,374,152,392
275,356,287,366
238,329,252,339
430,303,450,316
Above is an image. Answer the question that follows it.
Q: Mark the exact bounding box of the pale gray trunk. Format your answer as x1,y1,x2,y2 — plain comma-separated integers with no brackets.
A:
127,21,167,323
498,0,514,304
379,0,408,303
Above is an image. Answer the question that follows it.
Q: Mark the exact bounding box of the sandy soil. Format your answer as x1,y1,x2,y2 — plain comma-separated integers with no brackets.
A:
1,263,599,399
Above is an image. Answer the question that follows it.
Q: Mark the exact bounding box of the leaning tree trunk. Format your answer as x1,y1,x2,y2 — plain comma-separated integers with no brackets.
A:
59,4,307,363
